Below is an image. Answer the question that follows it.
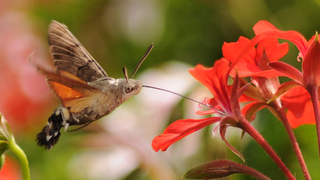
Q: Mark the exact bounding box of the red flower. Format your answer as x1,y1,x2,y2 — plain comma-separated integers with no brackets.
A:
152,59,244,153
221,35,292,122
253,20,318,87
253,20,319,127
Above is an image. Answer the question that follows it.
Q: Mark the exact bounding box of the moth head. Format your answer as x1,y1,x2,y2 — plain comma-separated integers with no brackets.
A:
119,78,142,101
121,66,142,96
125,79,142,95
120,43,153,99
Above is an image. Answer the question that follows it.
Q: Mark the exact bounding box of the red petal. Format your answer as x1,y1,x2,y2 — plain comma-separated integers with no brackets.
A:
238,93,257,102
228,34,268,72
242,102,267,122
302,37,320,86
281,86,315,128
152,117,221,151
246,69,285,78
256,38,289,62
230,63,285,78
253,20,309,56
222,36,256,64
228,62,261,77
189,60,232,114
286,101,315,128
282,86,310,106
268,61,304,84
224,36,288,78
269,81,302,103
189,65,217,96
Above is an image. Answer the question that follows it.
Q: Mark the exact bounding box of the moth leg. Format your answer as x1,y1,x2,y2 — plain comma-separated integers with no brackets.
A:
60,107,70,123
64,122,70,132
58,107,73,132
71,113,80,123
67,121,93,132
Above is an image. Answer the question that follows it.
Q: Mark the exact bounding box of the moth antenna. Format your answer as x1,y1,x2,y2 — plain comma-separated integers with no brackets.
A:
123,67,129,83
142,85,223,114
130,43,154,78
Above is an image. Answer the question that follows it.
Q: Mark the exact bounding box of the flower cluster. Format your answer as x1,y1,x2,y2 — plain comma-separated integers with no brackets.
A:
152,20,320,179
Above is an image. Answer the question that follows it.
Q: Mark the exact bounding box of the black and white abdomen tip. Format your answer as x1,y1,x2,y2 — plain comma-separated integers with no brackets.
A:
36,110,64,150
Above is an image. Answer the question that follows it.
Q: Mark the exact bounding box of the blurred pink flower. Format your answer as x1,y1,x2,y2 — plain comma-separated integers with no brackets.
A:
0,13,54,132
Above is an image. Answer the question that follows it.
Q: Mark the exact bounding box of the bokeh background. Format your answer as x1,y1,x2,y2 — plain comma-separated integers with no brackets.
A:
0,0,320,179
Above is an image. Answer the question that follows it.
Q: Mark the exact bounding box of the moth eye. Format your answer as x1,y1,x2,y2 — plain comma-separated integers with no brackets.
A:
125,86,134,93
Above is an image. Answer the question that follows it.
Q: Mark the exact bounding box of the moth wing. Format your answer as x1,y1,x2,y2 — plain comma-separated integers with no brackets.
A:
30,57,103,113
48,80,103,113
48,20,108,82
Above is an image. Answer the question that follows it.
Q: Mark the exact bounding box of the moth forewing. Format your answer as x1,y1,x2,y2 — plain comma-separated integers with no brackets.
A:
48,81,84,100
49,21,94,60
31,59,92,88
48,81,102,113
48,21,108,82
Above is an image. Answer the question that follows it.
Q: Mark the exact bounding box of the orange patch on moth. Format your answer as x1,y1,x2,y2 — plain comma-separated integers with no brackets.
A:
49,81,83,100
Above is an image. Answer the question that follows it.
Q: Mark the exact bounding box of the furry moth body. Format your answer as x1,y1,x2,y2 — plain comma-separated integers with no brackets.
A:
34,21,149,150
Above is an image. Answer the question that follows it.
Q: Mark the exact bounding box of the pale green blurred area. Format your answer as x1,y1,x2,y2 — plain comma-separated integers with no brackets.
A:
1,0,320,179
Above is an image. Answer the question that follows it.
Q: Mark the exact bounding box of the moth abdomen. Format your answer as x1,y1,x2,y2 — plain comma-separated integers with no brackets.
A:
36,110,64,150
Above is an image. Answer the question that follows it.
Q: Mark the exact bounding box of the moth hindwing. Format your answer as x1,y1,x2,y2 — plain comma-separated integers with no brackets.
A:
33,20,145,150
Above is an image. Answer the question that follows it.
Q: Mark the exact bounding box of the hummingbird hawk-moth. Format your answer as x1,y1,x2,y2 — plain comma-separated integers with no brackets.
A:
32,20,153,150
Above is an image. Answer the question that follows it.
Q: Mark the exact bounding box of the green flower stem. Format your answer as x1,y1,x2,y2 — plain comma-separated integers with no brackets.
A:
8,137,30,180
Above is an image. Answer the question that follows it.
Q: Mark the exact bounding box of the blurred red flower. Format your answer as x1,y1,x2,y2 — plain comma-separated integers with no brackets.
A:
0,157,22,180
